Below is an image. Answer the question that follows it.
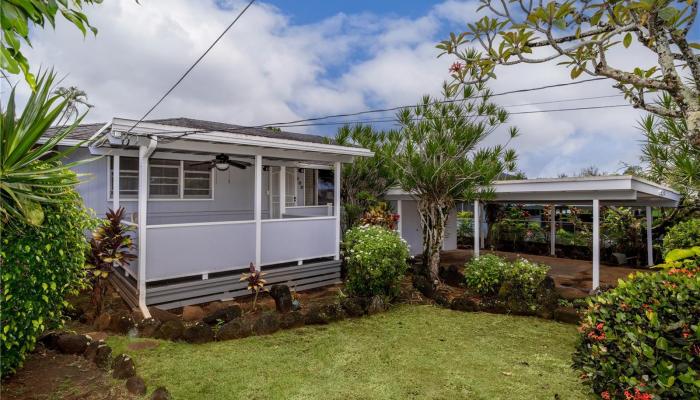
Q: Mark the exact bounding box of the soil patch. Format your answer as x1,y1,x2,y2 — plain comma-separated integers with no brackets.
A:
1,348,134,400
127,340,160,351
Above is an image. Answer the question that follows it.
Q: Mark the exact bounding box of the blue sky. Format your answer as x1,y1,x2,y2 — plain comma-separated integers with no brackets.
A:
7,0,699,177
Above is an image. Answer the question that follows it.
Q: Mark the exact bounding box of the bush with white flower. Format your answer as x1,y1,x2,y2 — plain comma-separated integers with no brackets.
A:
342,225,410,298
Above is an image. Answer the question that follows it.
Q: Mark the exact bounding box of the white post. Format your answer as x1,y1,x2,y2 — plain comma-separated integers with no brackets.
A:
112,155,120,210
137,141,155,319
279,165,286,219
473,200,480,257
397,200,403,235
550,205,556,256
254,155,262,270
479,203,485,249
334,161,341,260
592,199,600,291
646,206,653,266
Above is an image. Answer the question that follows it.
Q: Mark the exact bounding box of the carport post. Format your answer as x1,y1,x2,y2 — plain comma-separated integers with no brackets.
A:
550,205,556,256
254,154,262,270
646,206,653,266
592,199,600,291
473,200,480,257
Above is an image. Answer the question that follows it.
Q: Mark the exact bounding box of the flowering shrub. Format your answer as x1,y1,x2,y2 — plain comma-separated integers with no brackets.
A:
342,225,409,297
662,218,700,256
359,202,399,230
499,258,550,309
463,254,510,296
572,268,700,399
1,190,95,376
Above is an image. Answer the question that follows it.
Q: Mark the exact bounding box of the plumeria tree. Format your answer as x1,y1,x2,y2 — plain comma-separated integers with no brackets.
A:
437,0,700,146
392,83,518,282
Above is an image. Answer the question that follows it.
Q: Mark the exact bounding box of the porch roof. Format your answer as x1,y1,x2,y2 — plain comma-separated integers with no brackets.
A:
385,175,680,208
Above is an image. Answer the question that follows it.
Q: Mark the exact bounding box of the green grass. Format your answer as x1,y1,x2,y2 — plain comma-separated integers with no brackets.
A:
107,305,588,400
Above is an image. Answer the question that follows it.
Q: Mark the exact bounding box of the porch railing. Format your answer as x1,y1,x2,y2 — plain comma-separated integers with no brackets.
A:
283,205,333,217
261,216,336,265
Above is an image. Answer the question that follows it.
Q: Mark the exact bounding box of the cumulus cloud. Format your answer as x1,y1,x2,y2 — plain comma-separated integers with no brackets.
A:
3,0,658,177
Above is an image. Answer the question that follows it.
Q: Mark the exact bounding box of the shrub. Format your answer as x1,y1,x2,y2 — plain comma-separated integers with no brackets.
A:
497,258,550,312
343,225,409,297
463,254,510,296
0,190,95,376
662,219,700,256
572,268,700,399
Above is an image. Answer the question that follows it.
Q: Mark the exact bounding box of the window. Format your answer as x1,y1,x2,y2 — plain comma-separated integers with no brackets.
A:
317,169,334,205
109,156,212,200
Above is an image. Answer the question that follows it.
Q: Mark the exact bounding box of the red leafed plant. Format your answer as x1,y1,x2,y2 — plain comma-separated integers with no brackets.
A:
359,202,399,230
85,207,136,316
240,262,267,311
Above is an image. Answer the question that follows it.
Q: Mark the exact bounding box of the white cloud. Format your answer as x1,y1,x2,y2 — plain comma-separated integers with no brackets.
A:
3,0,656,177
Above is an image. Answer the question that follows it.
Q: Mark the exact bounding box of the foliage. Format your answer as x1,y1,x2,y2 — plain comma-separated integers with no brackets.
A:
0,72,93,225
240,263,267,311
329,125,398,229
0,189,95,376
601,207,646,261
391,83,517,281
463,254,510,296
572,268,700,399
662,218,700,256
85,207,136,315
499,258,550,310
491,204,547,245
342,225,410,298
437,0,700,145
359,201,399,230
655,246,700,270
1,0,101,88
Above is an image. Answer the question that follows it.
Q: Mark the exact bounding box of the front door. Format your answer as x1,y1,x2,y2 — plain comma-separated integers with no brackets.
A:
269,167,297,218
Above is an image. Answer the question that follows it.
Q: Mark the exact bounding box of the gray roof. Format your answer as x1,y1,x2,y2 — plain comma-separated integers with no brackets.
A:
46,117,332,144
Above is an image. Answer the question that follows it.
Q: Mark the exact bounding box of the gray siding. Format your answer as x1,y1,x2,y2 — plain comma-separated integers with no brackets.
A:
397,200,458,256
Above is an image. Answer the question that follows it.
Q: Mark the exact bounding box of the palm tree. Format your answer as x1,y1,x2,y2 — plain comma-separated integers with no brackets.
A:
1,72,95,226
392,83,518,283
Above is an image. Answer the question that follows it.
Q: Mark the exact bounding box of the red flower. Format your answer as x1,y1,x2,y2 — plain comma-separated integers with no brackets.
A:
449,62,463,73
601,391,611,400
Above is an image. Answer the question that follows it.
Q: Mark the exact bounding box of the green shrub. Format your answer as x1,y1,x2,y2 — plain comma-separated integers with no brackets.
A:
342,225,409,297
1,190,95,376
662,219,700,256
497,258,550,312
572,268,700,399
463,254,509,296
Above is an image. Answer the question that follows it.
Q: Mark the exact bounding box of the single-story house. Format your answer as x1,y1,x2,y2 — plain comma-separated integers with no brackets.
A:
385,175,680,290
48,117,373,317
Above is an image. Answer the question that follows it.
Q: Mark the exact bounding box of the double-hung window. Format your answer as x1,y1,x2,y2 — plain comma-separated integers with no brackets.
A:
109,156,212,200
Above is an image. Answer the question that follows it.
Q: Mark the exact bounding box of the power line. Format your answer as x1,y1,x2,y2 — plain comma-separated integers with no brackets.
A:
125,0,256,135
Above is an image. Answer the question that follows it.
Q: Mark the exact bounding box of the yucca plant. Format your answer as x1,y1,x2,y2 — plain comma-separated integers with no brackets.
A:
85,207,136,316
240,263,267,311
0,72,94,226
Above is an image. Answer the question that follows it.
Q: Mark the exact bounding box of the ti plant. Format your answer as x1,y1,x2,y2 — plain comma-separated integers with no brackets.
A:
85,207,136,316
240,263,267,312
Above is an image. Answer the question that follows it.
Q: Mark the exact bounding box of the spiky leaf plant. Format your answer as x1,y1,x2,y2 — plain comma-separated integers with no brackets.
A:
240,263,267,311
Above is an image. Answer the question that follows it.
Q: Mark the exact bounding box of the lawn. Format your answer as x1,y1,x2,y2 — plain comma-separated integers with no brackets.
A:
107,305,589,399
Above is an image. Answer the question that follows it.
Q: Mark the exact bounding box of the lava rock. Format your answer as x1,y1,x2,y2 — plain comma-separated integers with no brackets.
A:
126,376,147,395
303,305,329,325
324,303,346,321
108,311,135,334
413,274,436,298
37,331,61,350
536,276,560,312
131,310,145,324
148,307,181,323
553,306,580,324
137,318,161,338
203,305,242,325
151,387,173,400
57,334,90,354
112,354,136,379
269,284,293,313
183,322,214,344
279,311,305,329
341,297,367,317
182,305,205,322
439,264,465,287
155,319,185,341
367,295,387,315
93,344,112,369
216,318,252,341
93,312,111,331
252,313,281,335
450,296,479,312
84,340,102,361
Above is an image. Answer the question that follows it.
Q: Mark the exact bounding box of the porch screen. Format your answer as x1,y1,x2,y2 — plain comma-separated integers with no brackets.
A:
150,159,180,198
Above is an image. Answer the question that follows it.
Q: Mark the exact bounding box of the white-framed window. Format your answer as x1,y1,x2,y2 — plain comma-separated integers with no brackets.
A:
109,156,213,200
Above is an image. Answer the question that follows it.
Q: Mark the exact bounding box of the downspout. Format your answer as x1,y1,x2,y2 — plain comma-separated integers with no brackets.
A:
137,137,157,318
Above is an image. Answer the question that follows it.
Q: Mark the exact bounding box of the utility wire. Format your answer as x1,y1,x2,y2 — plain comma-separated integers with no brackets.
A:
125,0,256,135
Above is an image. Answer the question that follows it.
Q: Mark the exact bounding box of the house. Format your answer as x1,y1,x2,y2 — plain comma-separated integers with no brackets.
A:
50,117,373,317
385,175,680,290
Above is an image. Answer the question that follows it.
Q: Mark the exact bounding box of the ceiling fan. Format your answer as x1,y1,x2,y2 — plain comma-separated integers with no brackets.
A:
189,153,252,171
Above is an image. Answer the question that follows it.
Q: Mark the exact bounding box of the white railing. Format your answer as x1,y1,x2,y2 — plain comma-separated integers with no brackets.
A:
145,220,256,281
284,205,332,217
261,216,336,265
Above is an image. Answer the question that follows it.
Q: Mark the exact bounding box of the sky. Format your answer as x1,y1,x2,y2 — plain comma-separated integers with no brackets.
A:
3,0,699,177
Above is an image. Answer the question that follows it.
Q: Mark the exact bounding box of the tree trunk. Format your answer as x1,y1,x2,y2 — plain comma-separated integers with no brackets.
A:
417,198,451,282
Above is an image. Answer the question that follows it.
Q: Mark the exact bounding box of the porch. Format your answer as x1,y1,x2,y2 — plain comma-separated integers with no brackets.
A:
92,118,372,314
